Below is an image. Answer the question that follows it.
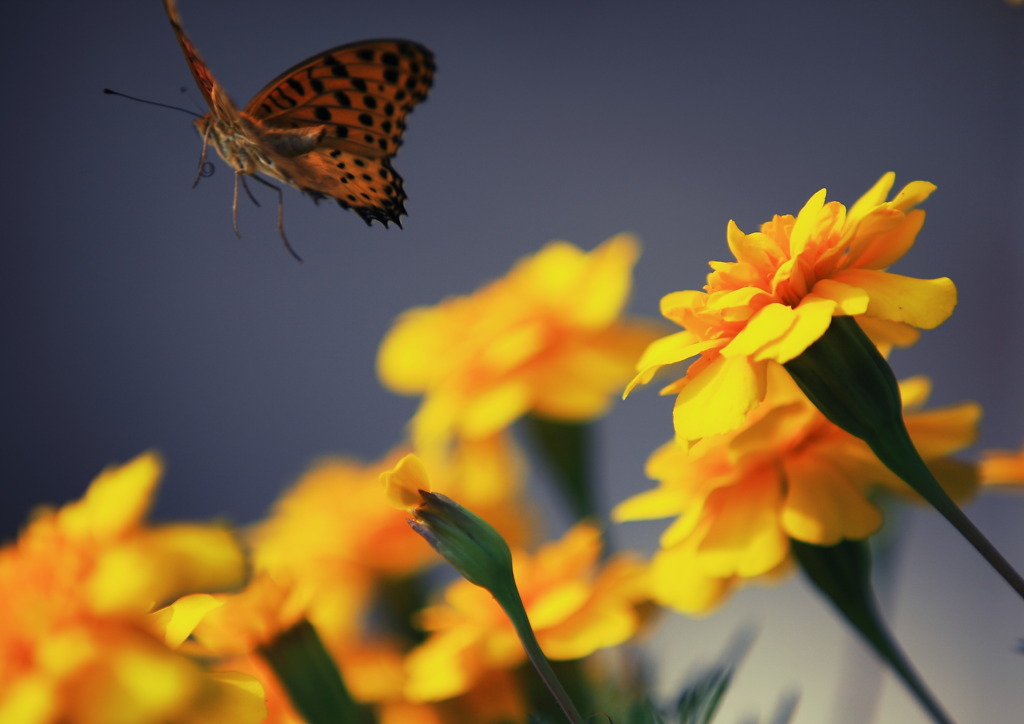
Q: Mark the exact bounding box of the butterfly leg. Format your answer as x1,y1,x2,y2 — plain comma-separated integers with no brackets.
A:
249,175,303,262
231,172,243,239
192,121,214,190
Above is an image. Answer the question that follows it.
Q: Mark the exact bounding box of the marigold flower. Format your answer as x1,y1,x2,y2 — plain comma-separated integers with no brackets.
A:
627,173,956,445
403,523,649,702
0,452,262,724
251,438,532,646
979,444,1024,486
614,369,979,615
377,233,662,455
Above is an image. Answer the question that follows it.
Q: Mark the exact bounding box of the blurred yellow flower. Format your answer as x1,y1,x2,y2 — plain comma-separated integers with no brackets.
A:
377,233,662,455
251,438,533,646
627,173,956,445
170,579,526,724
250,451,439,646
403,523,649,703
614,369,980,615
980,444,1024,486
0,452,261,724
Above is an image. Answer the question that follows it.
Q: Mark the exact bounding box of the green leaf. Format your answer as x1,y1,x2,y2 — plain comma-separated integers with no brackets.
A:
523,414,596,523
675,664,732,724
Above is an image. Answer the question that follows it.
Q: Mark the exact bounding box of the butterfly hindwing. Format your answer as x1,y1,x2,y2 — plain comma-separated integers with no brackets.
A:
245,40,435,160
303,150,408,226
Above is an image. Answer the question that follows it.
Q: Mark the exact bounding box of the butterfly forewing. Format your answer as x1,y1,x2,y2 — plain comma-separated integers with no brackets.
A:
163,0,242,125
245,40,435,159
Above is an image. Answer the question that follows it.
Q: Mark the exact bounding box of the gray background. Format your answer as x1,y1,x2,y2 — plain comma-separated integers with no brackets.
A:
2,1,1022,722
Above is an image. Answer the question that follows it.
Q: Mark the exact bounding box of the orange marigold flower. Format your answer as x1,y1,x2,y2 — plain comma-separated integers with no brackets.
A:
377,233,662,455
402,523,649,703
0,452,262,724
627,173,956,444
614,369,979,615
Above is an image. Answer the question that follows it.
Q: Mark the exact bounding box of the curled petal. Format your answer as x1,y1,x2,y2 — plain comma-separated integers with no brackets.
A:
624,331,711,397
381,454,431,510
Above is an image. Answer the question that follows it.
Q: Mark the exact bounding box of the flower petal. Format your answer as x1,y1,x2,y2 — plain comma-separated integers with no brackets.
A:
381,454,431,510
672,355,765,444
832,268,956,329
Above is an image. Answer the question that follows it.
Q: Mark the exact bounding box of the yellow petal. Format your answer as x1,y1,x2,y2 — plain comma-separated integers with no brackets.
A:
672,355,765,444
905,402,982,459
789,188,828,255
697,474,788,577
376,307,444,393
890,180,937,213
563,233,640,327
611,486,681,522
624,331,710,397
724,299,834,364
649,545,732,616
810,279,870,316
780,457,883,544
380,454,431,510
832,269,957,329
459,379,532,438
183,671,267,724
847,172,896,222
153,593,224,648
60,452,163,541
88,525,246,613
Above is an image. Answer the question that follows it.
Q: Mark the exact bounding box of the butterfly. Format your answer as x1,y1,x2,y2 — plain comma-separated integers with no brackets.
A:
163,0,435,259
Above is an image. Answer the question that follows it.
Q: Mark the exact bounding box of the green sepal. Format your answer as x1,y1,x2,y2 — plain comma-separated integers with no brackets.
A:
785,316,1024,600
791,538,953,724
407,492,587,723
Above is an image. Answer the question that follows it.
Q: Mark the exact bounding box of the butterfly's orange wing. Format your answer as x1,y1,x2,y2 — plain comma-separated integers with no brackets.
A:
243,41,435,226
162,0,243,127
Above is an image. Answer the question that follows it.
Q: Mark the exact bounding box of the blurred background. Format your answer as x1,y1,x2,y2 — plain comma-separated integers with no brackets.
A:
2,0,1022,722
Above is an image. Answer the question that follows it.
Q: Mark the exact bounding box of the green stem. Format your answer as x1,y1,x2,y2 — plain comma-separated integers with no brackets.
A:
496,580,586,724
866,426,1024,600
792,539,954,724
785,316,1024,602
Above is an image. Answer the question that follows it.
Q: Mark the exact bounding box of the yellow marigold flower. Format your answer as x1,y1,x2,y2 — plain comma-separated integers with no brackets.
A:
251,438,532,646
403,523,649,703
342,642,526,724
250,451,446,645
377,233,662,454
627,173,956,444
0,452,261,724
614,369,979,615
980,443,1024,486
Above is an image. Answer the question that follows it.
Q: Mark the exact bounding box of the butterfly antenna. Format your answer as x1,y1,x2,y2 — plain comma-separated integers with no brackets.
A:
178,86,206,116
102,88,203,119
249,175,303,263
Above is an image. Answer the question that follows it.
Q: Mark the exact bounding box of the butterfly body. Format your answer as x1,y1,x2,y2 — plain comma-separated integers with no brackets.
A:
163,0,434,240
